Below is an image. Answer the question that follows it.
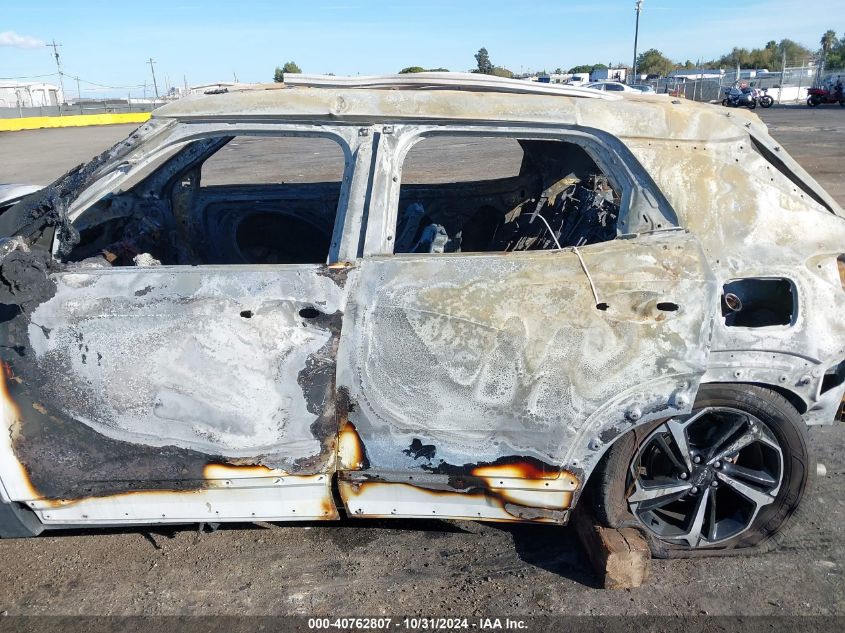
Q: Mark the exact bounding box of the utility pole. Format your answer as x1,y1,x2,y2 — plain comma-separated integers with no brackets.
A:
631,1,643,83
75,75,81,102
147,58,159,100
46,39,67,105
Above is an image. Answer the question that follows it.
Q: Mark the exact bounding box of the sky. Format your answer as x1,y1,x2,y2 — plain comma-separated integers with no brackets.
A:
0,0,840,98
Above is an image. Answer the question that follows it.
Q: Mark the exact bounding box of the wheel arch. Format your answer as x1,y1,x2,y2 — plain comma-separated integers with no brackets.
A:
568,380,806,512
734,381,808,415
579,382,812,556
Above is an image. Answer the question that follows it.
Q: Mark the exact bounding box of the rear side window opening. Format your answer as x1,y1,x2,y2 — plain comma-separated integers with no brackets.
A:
392,135,624,255
64,134,348,268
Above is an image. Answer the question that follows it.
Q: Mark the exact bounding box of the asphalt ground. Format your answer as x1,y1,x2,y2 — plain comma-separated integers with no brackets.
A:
0,105,842,619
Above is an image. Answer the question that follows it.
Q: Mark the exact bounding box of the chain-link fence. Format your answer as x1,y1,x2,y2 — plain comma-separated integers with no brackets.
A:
631,58,843,105
0,100,166,119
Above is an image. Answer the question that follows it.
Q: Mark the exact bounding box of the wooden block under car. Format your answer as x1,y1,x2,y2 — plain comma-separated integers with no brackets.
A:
572,506,651,589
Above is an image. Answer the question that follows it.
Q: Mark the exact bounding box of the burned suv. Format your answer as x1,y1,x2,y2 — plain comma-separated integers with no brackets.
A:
0,73,842,557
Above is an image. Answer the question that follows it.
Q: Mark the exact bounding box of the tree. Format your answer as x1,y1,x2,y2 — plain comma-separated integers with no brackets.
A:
776,39,814,64
568,63,606,74
491,66,514,78
723,47,752,68
399,66,449,73
273,61,302,83
636,49,676,77
826,34,845,69
821,29,837,54
474,47,494,74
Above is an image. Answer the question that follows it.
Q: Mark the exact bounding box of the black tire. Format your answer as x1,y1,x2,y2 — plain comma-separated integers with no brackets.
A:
808,95,820,107
747,99,757,109
591,383,812,558
721,99,728,107
760,96,774,108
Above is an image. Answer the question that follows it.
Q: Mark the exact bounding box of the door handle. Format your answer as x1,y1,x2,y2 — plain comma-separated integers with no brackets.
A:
299,307,322,319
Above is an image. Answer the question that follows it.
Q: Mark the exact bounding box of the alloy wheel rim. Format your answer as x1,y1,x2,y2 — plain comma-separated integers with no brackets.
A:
626,407,784,548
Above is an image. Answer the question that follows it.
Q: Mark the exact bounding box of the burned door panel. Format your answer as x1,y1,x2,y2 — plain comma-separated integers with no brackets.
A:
336,232,717,522
0,265,346,521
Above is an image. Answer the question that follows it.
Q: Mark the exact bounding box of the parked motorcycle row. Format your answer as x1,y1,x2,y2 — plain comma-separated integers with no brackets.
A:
721,86,774,109
720,82,844,109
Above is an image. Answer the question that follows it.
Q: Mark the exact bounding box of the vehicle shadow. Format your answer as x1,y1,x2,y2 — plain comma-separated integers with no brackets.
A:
50,515,471,546
50,517,599,585
489,522,601,588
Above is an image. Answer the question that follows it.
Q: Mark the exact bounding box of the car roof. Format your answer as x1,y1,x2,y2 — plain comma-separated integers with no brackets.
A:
153,72,759,143
285,72,615,99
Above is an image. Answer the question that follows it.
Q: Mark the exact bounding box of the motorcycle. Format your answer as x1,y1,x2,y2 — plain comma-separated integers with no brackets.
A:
807,85,845,107
722,86,757,109
756,88,774,108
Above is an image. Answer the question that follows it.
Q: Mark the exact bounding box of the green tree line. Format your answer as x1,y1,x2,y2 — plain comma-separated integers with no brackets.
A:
274,30,845,83
593,31,841,78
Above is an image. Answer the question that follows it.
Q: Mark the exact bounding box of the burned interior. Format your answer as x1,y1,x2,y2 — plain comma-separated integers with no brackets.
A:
61,133,622,267
63,134,346,267
394,136,621,254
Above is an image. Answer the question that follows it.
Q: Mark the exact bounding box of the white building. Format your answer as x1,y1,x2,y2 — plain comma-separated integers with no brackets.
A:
524,72,590,86
668,69,724,81
0,81,64,108
590,67,628,83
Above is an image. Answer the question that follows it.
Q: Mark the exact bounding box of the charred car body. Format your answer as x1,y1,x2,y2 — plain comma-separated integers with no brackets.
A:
0,73,843,557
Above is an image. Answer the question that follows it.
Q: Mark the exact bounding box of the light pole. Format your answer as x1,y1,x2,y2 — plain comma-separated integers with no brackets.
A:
632,0,643,83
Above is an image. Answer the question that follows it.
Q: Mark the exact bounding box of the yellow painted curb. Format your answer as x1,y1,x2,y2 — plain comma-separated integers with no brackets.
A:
0,112,152,132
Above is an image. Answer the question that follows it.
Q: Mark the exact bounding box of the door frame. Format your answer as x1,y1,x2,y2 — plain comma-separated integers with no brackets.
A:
0,120,378,526
336,125,716,523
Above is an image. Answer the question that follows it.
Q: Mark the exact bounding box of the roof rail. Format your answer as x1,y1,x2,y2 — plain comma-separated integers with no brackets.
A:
283,72,618,100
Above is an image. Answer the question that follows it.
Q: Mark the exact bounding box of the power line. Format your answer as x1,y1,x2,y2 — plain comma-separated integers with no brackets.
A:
66,74,146,90
3,65,170,97
1,70,146,97
0,72,60,80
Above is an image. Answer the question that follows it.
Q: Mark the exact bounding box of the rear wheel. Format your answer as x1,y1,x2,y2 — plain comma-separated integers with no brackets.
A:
592,384,812,557
760,95,774,108
808,95,821,107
